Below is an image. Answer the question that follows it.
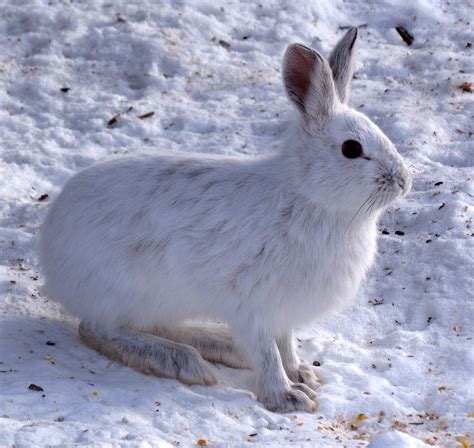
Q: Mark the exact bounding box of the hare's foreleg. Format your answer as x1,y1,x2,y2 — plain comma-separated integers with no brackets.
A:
149,324,249,369
79,321,217,385
277,331,321,390
233,325,319,413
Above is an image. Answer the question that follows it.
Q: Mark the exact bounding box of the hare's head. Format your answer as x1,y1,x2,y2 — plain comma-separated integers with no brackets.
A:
283,28,411,215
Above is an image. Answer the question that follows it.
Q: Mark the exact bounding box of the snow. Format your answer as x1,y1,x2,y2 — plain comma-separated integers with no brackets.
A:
368,431,429,448
0,0,472,447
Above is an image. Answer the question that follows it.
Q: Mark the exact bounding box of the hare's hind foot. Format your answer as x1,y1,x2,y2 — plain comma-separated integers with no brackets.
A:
150,323,249,369
261,381,319,413
277,331,322,391
79,321,217,386
285,361,322,390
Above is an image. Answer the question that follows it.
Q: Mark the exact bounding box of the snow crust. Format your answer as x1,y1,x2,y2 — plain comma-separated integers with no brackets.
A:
1,0,472,446
368,430,429,447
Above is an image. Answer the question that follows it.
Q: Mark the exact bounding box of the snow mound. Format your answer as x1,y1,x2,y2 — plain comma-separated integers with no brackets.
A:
368,431,428,448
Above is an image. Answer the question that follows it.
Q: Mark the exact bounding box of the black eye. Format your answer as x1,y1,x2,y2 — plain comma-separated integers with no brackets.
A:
341,140,363,159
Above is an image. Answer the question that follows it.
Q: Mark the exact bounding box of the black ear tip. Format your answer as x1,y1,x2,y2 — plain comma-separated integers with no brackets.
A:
348,27,358,49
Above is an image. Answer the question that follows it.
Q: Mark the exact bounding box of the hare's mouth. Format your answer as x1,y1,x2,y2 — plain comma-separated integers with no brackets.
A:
361,182,402,216
346,184,396,228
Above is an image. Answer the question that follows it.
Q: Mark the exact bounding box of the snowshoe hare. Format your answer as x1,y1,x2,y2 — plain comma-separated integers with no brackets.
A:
40,28,411,413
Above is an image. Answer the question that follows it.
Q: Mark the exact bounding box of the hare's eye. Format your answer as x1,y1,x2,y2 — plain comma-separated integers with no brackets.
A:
341,140,363,159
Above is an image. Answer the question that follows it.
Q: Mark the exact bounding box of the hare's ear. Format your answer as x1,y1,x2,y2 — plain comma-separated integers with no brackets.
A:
283,44,337,121
329,27,358,104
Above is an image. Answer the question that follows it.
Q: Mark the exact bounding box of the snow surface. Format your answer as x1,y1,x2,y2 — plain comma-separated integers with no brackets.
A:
367,431,429,448
0,0,473,447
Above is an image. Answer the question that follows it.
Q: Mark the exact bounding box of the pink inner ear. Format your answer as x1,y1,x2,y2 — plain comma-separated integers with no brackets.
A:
287,45,316,97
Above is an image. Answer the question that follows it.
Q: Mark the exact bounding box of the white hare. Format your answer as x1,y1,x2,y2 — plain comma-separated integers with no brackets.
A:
39,28,411,413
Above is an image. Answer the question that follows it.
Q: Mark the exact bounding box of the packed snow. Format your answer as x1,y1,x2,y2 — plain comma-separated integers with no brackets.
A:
0,0,473,447
367,431,429,448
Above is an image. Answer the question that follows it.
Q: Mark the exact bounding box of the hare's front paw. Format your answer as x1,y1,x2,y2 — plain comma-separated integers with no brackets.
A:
286,360,322,390
260,383,319,413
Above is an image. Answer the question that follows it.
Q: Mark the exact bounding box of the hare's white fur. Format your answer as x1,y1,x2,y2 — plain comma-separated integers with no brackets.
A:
39,28,411,413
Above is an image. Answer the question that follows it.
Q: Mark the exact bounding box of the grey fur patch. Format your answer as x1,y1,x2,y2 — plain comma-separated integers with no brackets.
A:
214,220,228,232
170,196,198,207
249,278,262,295
160,160,187,178
185,167,215,179
228,263,251,290
202,180,221,192
130,209,148,224
94,210,118,226
128,238,169,258
281,205,294,221
160,166,179,177
255,243,266,259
